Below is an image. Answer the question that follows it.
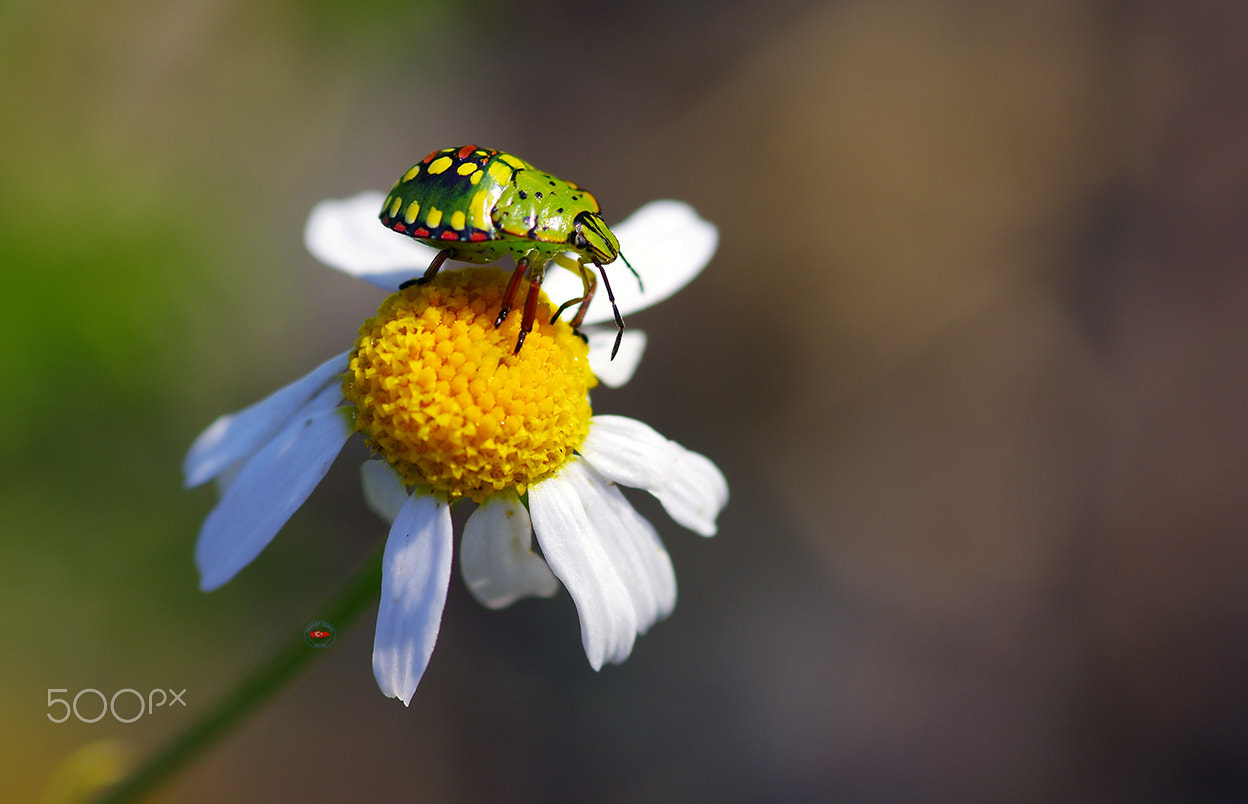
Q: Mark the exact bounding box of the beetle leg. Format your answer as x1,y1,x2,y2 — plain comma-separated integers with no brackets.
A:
550,257,624,360
399,248,454,289
514,258,549,355
495,255,531,328
552,258,597,326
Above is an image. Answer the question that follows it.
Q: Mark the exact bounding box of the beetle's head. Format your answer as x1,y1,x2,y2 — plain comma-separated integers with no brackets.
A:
573,212,619,265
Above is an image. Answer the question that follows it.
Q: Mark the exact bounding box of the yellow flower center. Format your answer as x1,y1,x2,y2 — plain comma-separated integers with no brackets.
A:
343,266,596,502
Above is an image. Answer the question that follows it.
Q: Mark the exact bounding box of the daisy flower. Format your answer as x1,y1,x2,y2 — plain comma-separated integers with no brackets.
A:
184,192,727,705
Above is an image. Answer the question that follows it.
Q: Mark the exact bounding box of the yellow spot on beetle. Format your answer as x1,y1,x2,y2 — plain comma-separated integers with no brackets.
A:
388,195,402,218
402,164,422,182
499,153,529,170
449,210,466,231
403,200,421,225
428,156,453,175
425,207,443,228
468,189,490,230
469,169,483,185
456,162,477,176
487,162,513,185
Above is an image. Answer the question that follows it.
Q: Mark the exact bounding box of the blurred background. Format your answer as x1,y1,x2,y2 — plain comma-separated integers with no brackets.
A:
5,0,1248,801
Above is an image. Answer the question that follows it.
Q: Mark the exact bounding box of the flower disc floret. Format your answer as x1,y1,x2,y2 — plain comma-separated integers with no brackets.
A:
343,267,596,501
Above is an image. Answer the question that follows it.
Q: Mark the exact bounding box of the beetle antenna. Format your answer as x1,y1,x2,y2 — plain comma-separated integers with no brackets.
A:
619,252,643,293
596,263,625,360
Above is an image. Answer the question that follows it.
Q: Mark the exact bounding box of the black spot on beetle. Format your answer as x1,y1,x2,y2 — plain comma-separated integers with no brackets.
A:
556,207,564,213
518,190,527,199
536,191,543,200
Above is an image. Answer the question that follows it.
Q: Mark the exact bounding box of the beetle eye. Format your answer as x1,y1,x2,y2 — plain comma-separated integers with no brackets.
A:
574,212,618,265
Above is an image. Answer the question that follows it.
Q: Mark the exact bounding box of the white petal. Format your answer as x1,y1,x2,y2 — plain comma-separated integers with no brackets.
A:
212,456,246,498
579,415,728,537
195,384,353,591
360,459,409,523
460,494,559,609
586,328,646,388
372,492,453,706
304,192,443,292
529,465,637,669
562,461,676,633
542,200,719,325
184,351,350,488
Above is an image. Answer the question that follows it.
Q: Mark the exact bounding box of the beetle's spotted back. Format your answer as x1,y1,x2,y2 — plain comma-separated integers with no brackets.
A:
380,145,532,244
380,145,605,252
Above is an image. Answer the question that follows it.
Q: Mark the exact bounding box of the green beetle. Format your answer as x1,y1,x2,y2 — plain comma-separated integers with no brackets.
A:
379,144,635,357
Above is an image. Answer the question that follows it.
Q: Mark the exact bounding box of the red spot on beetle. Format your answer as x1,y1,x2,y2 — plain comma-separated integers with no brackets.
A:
457,144,477,159
440,231,459,241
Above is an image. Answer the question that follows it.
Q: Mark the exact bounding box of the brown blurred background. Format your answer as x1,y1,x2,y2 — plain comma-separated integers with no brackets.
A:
5,1,1248,801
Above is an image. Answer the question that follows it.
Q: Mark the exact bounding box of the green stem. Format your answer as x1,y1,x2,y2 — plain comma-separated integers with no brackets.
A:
98,547,384,803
